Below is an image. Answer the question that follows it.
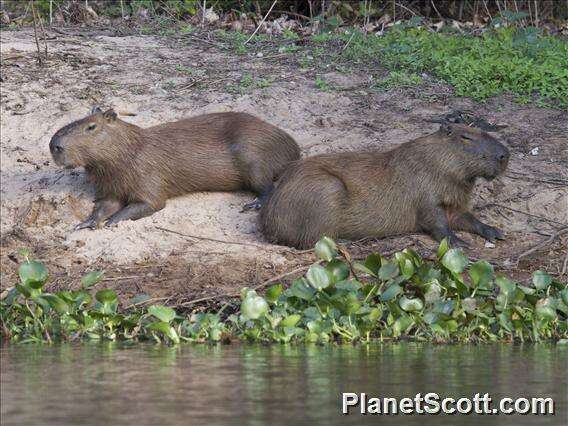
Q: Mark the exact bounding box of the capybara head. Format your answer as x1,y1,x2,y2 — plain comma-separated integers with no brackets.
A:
436,123,509,181
49,107,120,168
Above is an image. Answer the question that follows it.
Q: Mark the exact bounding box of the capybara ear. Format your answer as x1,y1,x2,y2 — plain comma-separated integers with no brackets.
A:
103,109,117,122
91,106,102,114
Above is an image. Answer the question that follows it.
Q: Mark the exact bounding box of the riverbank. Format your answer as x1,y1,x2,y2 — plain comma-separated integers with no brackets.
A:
1,21,567,312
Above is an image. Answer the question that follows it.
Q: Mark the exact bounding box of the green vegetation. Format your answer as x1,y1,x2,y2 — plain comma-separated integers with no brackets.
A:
2,239,567,345
212,20,567,108
374,71,423,90
337,25,568,107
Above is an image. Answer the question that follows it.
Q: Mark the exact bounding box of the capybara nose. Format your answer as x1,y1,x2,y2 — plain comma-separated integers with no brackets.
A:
495,147,510,170
49,138,63,155
496,146,510,165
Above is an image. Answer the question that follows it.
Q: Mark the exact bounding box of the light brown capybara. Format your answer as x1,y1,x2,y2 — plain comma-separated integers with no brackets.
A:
260,123,509,249
49,108,300,229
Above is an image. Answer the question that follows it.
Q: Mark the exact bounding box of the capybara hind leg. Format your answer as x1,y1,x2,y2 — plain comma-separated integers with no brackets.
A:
451,211,504,242
105,202,162,226
418,206,469,248
75,199,123,230
241,184,273,211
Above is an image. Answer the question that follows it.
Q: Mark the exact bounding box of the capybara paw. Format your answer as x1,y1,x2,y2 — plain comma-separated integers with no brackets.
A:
75,219,97,231
480,225,504,242
241,199,263,212
104,217,121,227
448,234,470,249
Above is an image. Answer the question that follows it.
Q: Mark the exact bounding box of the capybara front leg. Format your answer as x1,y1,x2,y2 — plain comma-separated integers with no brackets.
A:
105,202,162,226
418,206,469,248
451,211,504,242
75,199,123,230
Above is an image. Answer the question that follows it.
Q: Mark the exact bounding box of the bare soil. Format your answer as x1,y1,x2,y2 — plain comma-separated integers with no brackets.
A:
1,26,567,308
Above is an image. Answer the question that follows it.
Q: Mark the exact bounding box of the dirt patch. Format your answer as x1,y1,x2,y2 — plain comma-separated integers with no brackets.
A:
1,27,567,305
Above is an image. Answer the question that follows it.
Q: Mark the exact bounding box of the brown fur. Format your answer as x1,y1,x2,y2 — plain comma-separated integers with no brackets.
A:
50,109,300,228
260,123,510,249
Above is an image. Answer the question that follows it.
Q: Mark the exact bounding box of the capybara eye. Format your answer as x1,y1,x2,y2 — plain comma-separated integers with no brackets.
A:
461,135,472,143
86,123,97,132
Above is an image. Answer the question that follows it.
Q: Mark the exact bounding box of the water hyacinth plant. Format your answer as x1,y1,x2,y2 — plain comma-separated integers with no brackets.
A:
1,239,566,344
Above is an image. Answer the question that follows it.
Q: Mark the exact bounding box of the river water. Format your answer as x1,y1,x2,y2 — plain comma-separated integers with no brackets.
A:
1,343,566,425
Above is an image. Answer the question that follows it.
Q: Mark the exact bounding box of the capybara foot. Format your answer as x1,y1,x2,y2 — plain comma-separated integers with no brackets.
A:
241,198,263,212
448,234,470,249
75,219,97,231
479,224,504,242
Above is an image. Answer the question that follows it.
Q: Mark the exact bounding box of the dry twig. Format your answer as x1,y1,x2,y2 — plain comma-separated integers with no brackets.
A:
244,0,277,45
516,227,568,264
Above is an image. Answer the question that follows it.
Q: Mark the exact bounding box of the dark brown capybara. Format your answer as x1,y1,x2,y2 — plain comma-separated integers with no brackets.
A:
260,123,510,249
49,108,300,229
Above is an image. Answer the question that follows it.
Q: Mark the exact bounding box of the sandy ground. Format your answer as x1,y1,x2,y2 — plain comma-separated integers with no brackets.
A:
1,26,567,306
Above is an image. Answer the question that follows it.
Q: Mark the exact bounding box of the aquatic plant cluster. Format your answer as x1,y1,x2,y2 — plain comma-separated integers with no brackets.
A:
1,239,566,344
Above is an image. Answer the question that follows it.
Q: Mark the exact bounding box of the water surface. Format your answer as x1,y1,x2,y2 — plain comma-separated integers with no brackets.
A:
1,343,566,425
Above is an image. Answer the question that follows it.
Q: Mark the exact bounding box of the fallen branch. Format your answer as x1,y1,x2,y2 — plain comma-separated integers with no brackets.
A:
244,0,277,45
516,226,568,264
483,203,565,227
155,226,267,249
31,1,45,66
155,225,313,255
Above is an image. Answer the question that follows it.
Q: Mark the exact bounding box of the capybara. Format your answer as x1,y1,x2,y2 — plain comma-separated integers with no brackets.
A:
49,108,300,229
260,123,509,249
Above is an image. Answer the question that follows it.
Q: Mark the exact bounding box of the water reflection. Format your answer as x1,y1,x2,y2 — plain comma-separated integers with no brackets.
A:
1,343,566,425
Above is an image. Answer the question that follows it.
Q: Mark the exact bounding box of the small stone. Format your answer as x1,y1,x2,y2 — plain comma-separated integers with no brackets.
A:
484,241,496,248
530,147,539,156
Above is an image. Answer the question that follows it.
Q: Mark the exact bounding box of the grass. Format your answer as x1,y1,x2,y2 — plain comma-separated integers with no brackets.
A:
212,21,566,108
337,25,568,107
2,239,567,345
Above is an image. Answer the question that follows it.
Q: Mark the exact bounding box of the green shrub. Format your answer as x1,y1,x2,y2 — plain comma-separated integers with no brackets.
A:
2,238,567,345
342,26,568,107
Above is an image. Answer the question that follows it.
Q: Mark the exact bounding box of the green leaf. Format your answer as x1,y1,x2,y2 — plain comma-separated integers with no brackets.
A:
241,295,269,320
535,298,557,321
561,289,568,306
148,305,176,323
314,236,337,261
378,262,399,280
326,260,350,283
441,249,468,274
280,314,301,328
392,315,414,337
532,270,552,291
95,289,118,304
130,294,151,305
81,271,104,289
496,276,517,297
40,294,70,314
400,259,415,278
146,321,180,344
364,253,382,275
18,261,48,289
306,264,331,290
469,260,494,289
432,300,456,316
437,237,449,259
380,283,402,302
424,279,442,303
462,297,477,314
335,280,361,292
286,278,315,301
265,284,283,303
15,284,31,298
353,262,377,276
399,296,424,312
